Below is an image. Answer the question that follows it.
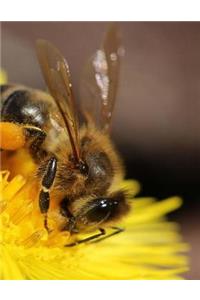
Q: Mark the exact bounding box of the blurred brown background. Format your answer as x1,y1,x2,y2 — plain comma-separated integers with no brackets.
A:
1,22,200,279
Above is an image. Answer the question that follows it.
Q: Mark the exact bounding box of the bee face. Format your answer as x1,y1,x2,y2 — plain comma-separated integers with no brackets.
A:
61,191,130,233
79,191,130,227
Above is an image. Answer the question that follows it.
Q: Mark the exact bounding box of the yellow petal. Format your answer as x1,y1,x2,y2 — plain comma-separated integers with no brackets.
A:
0,170,189,280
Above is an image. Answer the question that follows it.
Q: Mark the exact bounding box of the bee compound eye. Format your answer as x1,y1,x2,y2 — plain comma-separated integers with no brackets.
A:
85,198,118,224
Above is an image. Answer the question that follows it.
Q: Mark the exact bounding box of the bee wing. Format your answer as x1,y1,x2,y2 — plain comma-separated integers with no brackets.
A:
36,40,80,163
80,25,123,132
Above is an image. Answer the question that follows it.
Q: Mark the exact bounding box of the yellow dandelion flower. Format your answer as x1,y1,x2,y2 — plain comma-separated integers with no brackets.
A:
0,165,189,280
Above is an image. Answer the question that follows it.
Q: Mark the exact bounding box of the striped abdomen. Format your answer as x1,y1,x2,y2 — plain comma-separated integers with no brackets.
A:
0,84,52,130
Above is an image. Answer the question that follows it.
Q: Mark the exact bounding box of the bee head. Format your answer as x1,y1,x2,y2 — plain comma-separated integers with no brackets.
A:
65,191,130,233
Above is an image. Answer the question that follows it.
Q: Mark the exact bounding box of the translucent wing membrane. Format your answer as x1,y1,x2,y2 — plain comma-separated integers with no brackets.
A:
80,25,123,132
36,40,80,163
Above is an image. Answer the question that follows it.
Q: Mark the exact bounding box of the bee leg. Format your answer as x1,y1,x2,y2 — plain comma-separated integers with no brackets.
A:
65,226,124,247
65,228,106,247
91,226,124,244
39,156,57,232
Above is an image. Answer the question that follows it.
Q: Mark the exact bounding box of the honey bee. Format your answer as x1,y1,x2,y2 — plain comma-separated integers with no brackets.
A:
0,26,130,246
